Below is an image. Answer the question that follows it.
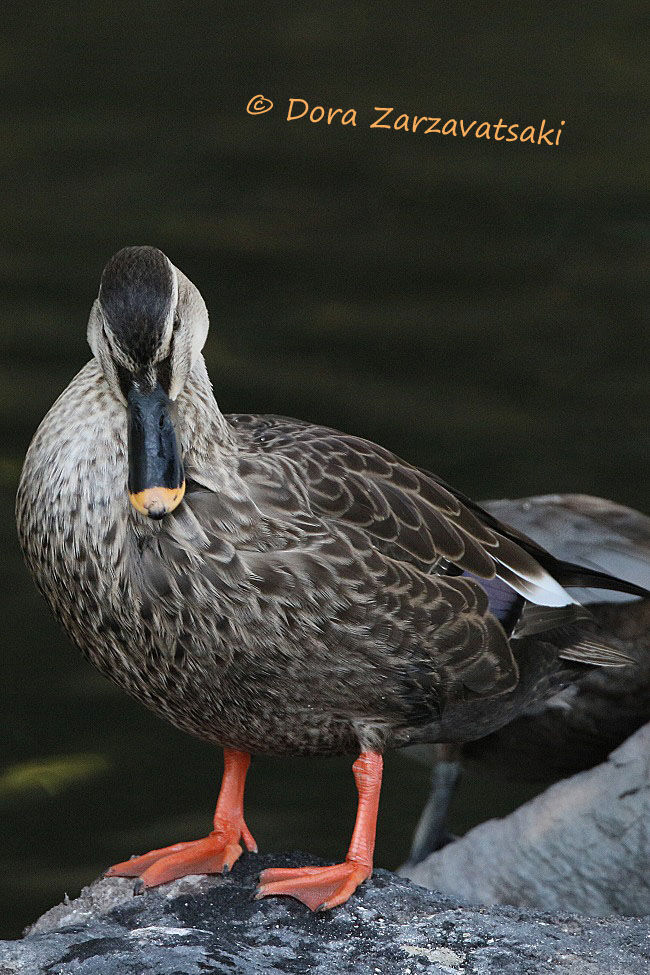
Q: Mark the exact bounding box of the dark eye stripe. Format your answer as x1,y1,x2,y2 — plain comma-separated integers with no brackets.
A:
157,354,173,394
116,362,132,400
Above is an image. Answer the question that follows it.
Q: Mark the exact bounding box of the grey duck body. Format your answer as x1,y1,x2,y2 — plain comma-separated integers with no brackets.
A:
15,247,643,761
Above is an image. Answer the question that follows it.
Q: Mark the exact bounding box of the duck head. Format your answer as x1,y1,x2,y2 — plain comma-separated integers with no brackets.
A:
87,246,209,519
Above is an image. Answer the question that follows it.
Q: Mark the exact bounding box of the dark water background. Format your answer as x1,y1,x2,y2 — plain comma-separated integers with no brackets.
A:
1,3,648,937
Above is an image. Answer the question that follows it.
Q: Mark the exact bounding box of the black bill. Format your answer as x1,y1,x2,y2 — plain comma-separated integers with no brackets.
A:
127,383,185,518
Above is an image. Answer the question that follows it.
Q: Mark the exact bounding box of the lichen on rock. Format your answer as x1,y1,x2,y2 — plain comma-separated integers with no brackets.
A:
1,852,649,974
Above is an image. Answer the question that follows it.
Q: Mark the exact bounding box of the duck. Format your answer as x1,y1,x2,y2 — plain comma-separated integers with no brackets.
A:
406,494,650,866
15,246,647,911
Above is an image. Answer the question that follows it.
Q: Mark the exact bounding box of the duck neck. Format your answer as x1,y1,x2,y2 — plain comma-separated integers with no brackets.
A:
175,355,247,499
177,355,234,456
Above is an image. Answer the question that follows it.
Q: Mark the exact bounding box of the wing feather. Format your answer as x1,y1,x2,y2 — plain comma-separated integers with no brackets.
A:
229,414,574,609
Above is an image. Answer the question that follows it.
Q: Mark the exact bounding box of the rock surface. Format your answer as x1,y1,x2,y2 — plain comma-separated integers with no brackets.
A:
401,722,650,916
1,853,650,974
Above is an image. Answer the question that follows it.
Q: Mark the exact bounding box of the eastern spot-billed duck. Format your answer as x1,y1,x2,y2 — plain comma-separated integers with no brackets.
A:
16,248,647,910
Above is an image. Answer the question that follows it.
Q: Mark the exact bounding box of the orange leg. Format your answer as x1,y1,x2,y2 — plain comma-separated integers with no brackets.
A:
105,748,256,888
256,750,383,911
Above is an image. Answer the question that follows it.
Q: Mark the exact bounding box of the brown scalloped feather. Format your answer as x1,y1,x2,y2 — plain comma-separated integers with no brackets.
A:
232,415,583,606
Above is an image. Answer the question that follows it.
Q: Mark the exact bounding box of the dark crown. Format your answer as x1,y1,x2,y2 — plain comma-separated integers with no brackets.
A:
99,246,174,364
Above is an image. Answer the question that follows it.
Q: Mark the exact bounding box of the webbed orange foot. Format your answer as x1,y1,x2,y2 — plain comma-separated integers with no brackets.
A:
105,747,255,889
256,751,383,911
256,860,371,911
105,819,257,888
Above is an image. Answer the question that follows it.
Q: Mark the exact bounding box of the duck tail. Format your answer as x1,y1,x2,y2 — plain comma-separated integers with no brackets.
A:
456,489,649,600
530,552,649,599
557,635,635,668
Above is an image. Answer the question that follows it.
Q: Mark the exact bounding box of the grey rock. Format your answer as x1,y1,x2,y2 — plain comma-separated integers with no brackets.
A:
1,853,650,974
401,722,650,916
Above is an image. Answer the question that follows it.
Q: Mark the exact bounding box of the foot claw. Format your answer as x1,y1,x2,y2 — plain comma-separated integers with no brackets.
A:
241,822,258,853
256,861,371,912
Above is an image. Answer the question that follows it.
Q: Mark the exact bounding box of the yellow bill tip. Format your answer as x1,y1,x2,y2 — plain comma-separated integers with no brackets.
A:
128,482,186,518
